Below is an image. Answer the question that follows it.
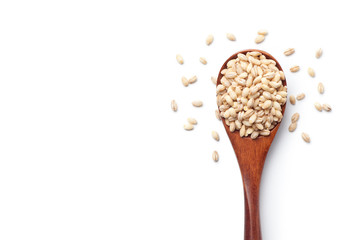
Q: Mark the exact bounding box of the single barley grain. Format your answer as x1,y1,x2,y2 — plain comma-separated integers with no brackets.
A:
255,34,265,44
216,85,225,93
171,100,178,112
187,118,197,125
211,76,217,85
189,76,197,84
215,110,221,120
288,122,297,132
227,33,236,41
296,93,305,100
314,102,322,111
230,122,236,132
318,82,324,94
212,151,219,162
182,76,189,87
316,48,323,58
246,127,254,136
240,125,246,137
290,95,296,105
291,113,300,123
260,130,270,136
212,131,220,141
251,131,259,139
235,120,241,130
302,132,310,143
176,54,184,64
284,48,295,56
249,51,262,57
290,66,300,72
323,104,332,112
308,67,315,77
206,34,214,45
279,71,285,80
184,123,194,131
262,100,272,109
200,57,207,65
258,29,268,35
192,100,203,107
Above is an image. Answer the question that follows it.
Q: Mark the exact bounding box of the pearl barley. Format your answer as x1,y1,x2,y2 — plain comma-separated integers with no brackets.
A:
216,51,287,139
176,54,184,64
226,33,236,41
206,34,214,45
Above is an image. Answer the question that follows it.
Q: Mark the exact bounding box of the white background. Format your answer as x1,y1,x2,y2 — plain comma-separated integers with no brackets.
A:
0,0,359,239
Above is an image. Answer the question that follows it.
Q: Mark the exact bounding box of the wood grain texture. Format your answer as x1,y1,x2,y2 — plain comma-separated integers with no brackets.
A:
217,49,287,240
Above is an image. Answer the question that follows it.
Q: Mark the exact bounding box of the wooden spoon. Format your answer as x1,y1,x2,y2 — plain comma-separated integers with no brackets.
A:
217,49,287,240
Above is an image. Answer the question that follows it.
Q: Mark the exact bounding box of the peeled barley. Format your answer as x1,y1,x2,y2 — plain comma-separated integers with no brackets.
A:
227,33,236,41
308,67,315,77
302,132,310,143
216,51,286,139
323,104,332,112
187,118,197,125
184,123,193,131
176,54,184,64
314,102,322,111
284,48,295,56
212,151,219,162
315,48,322,58
182,76,189,87
318,83,324,94
206,35,214,45
212,131,220,141
255,35,265,44
200,57,207,65
171,100,178,112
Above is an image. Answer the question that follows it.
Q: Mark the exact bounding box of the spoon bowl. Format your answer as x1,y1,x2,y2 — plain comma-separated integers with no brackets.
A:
217,49,287,240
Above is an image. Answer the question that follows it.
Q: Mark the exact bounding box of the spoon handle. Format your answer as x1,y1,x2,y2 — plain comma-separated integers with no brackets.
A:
233,140,269,240
243,174,262,240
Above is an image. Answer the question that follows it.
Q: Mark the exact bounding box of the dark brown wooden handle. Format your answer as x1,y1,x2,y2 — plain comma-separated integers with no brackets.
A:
243,176,262,240
231,139,269,240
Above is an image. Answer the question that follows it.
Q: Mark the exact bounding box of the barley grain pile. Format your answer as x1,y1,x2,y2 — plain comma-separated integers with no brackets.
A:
216,51,287,139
